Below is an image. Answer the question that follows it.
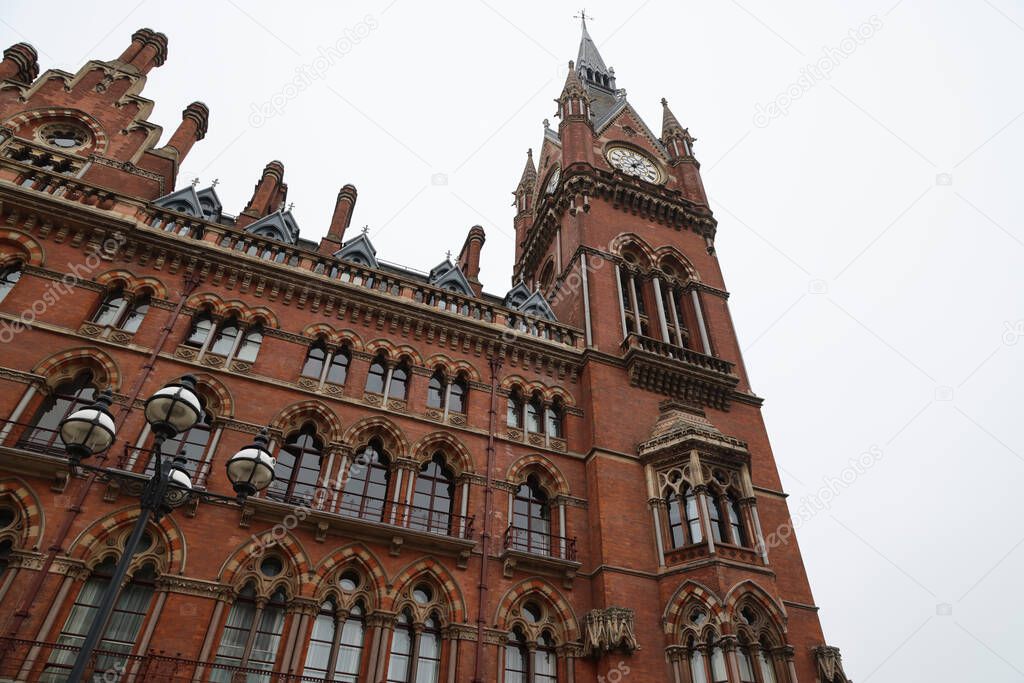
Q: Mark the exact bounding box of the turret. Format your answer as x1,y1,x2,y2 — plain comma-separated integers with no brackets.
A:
555,60,594,166
513,148,538,261
661,98,707,205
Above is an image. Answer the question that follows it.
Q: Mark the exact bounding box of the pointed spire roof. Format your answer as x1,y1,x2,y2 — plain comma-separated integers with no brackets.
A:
559,60,589,102
519,148,537,186
576,15,609,76
661,98,685,139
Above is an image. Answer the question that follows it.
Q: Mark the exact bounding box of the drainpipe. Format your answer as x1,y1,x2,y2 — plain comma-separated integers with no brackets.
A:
2,271,200,644
472,355,502,682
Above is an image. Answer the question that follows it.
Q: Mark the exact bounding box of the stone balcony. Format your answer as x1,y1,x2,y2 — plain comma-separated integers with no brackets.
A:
620,333,739,410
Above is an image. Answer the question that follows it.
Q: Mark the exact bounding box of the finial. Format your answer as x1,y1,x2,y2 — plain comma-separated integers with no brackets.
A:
661,97,668,107
190,177,199,187
211,178,220,188
287,202,295,211
361,225,369,235
445,249,452,261
543,118,550,129
574,9,592,28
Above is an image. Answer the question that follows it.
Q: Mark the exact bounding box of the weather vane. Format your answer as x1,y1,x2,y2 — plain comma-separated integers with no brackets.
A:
361,225,370,235
574,9,593,25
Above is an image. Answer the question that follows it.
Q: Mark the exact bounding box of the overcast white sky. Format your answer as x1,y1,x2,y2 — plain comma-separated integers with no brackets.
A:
4,1,1023,680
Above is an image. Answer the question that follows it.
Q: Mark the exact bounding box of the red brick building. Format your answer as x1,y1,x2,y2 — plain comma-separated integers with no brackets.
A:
0,22,851,683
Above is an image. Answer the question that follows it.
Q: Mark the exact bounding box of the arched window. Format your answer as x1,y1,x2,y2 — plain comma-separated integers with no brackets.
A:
709,634,728,682
505,627,529,682
411,453,454,534
0,539,11,579
327,345,350,385
341,440,390,521
534,630,558,682
43,559,156,681
726,492,748,547
304,598,365,682
236,324,263,362
688,635,708,683
758,637,778,683
545,398,563,438
211,584,287,680
364,353,387,394
91,287,129,327
386,611,441,683
426,369,445,409
666,485,703,548
707,492,727,545
185,309,213,347
302,339,328,378
119,293,150,333
449,374,467,414
507,387,524,429
209,316,240,356
23,370,97,451
389,361,409,400
738,635,758,683
0,262,23,304
270,423,323,504
526,394,544,434
512,475,551,555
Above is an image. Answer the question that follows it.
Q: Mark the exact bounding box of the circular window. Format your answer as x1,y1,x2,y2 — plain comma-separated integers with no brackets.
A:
260,556,283,577
38,122,89,151
522,601,543,623
339,570,360,591
412,584,433,604
0,508,15,529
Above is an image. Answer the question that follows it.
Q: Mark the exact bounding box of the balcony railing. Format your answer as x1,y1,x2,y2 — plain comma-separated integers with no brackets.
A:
620,333,734,376
263,484,475,540
503,524,577,562
0,637,335,683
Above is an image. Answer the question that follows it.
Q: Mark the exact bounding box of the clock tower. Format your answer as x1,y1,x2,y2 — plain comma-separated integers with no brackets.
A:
509,17,851,683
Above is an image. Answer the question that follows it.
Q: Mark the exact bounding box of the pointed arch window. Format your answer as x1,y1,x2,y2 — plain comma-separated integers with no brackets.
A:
341,440,390,521
386,611,441,683
449,374,467,414
364,353,388,394
709,634,728,683
209,316,240,356
23,370,96,451
0,262,23,304
326,345,350,385
388,361,409,400
42,559,157,681
119,293,150,333
504,627,558,683
526,394,544,434
505,627,529,683
707,492,727,544
726,492,748,547
211,584,287,680
758,637,778,683
185,309,214,347
426,369,445,409
666,484,703,548
544,398,563,438
304,599,365,682
738,635,758,683
269,423,323,505
302,339,328,378
412,453,454,534
91,286,129,327
512,475,551,555
507,388,524,429
688,635,708,683
236,324,263,362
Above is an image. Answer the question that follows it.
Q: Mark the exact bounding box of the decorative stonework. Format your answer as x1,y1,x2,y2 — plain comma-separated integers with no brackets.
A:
814,645,850,683
583,607,639,656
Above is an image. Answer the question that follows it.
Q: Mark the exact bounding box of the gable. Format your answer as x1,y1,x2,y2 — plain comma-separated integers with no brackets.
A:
334,233,379,269
244,209,301,245
428,260,474,296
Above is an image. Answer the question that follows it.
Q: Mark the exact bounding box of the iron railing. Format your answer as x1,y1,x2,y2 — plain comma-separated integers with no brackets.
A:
503,524,577,562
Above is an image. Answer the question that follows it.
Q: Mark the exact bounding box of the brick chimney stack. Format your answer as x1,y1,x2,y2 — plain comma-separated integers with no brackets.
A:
164,102,209,164
319,184,358,254
0,43,38,83
236,161,287,228
118,28,168,75
458,225,486,296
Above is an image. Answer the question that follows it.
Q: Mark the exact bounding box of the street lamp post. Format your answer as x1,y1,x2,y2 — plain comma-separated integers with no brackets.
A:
60,375,275,683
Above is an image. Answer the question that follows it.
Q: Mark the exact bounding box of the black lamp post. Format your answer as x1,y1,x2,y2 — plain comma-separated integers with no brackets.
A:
61,375,275,683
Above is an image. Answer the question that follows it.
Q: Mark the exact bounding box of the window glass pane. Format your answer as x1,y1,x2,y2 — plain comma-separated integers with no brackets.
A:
119,297,149,332
385,627,412,683
186,315,212,347
507,397,522,428
759,650,777,683
335,615,364,681
327,350,350,384
690,650,708,683
426,374,444,408
365,360,386,394
249,599,285,670
534,648,558,682
303,612,334,678
236,329,262,362
526,400,543,433
389,366,408,399
739,648,757,682
92,291,126,326
0,264,21,303
302,344,326,378
414,630,440,683
449,382,465,413
711,646,728,681
504,644,527,683
684,489,703,543
209,322,238,356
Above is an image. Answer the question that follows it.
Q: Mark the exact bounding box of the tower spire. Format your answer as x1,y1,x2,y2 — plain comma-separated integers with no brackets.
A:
660,97,697,162
575,12,615,93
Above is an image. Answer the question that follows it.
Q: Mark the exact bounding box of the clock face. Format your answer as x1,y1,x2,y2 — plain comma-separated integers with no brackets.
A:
545,167,561,194
606,146,661,183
